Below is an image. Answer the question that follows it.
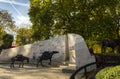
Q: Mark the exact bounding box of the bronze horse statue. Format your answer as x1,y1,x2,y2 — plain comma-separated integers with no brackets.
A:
99,39,119,53
36,51,59,67
10,54,29,68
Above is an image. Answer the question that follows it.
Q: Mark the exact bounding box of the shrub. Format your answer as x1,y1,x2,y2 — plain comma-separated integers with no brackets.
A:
95,66,120,79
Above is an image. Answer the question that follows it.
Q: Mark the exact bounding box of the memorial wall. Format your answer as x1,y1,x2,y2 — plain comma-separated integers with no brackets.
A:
0,34,96,70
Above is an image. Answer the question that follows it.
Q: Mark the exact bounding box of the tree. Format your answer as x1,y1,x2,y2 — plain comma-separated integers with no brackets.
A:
16,27,33,46
0,10,16,33
1,34,14,49
0,28,6,44
29,0,120,41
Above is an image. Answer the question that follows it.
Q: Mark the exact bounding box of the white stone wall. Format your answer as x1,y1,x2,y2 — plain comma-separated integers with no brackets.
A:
0,33,96,71
74,34,96,72
0,35,66,62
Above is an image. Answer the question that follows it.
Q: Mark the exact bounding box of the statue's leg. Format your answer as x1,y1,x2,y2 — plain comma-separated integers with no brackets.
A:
36,59,40,67
101,46,103,53
10,62,14,68
11,60,16,68
49,58,51,65
19,62,21,68
102,46,106,53
13,62,15,68
111,47,114,53
21,61,24,68
41,60,44,67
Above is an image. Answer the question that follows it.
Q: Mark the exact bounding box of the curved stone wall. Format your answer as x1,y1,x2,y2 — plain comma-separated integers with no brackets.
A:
0,33,96,71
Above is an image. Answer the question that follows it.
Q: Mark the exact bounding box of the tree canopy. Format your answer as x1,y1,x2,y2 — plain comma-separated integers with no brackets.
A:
0,10,16,32
29,0,120,41
1,34,14,49
16,27,33,46
0,28,6,44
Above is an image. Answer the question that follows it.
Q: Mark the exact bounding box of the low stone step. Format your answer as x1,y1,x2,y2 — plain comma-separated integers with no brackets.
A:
62,66,76,73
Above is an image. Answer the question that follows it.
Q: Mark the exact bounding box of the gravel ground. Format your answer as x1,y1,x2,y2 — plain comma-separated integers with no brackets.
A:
0,64,72,79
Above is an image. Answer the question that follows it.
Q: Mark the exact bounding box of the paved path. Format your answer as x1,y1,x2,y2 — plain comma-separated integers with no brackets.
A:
0,64,73,79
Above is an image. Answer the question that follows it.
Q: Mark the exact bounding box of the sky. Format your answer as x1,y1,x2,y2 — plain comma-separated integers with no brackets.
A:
0,0,31,28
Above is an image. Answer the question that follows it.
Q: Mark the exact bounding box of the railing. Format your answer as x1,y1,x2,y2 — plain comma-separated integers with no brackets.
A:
70,62,96,79
70,54,120,79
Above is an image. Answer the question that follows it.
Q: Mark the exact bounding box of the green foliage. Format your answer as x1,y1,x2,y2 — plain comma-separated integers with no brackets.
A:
0,28,6,44
1,34,13,48
0,10,16,46
29,0,120,42
0,10,16,32
96,66,120,79
16,28,33,46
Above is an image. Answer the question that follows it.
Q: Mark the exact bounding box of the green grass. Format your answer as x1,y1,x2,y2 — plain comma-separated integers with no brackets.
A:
95,66,120,79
